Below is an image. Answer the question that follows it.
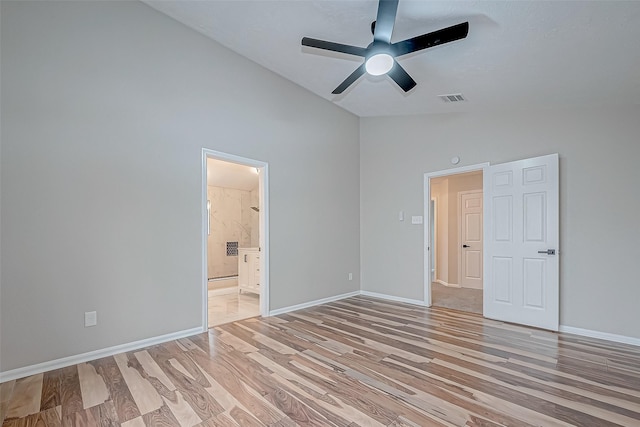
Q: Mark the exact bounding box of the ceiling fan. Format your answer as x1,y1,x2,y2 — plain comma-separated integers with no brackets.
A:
301,0,469,94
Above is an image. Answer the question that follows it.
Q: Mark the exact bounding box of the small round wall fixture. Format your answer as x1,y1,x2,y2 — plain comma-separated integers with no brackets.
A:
451,156,460,165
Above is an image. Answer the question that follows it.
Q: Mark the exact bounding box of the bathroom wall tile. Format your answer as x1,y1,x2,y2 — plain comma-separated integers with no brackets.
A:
206,186,255,279
250,189,259,247
241,192,252,232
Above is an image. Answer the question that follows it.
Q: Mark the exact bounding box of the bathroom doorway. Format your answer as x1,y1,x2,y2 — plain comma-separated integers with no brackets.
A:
202,150,268,328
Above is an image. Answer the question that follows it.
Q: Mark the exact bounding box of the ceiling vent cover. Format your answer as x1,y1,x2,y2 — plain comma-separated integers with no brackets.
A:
438,93,466,103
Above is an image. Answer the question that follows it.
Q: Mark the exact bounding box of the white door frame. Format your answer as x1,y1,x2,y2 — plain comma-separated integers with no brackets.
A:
423,163,489,306
430,198,437,284
201,149,270,331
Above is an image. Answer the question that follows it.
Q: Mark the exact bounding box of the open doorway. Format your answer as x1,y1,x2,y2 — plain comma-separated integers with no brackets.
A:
425,155,559,330
202,150,269,328
427,167,484,314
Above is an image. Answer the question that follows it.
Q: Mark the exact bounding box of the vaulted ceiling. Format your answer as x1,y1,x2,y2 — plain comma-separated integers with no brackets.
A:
143,1,640,117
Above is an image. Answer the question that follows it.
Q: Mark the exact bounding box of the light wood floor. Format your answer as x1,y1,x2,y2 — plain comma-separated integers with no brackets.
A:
2,296,640,426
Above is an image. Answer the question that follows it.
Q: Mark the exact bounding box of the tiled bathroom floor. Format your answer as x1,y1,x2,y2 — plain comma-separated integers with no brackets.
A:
208,289,260,327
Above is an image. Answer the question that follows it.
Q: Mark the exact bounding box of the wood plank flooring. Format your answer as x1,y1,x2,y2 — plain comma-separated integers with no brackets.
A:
2,296,640,426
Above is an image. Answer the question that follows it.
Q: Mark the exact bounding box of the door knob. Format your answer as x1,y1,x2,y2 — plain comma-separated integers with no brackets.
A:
537,249,556,255
463,244,470,248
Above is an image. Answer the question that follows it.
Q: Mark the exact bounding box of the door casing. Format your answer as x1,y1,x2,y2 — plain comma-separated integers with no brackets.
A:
424,163,489,306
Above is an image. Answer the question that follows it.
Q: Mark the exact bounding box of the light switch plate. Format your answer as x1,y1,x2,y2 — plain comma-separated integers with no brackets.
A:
85,311,97,327
411,216,423,224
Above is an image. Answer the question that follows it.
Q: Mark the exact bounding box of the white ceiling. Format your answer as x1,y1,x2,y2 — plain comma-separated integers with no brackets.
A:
207,158,259,191
144,0,640,117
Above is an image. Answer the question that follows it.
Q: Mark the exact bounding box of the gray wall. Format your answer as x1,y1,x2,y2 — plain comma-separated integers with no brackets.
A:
361,107,640,339
1,1,360,372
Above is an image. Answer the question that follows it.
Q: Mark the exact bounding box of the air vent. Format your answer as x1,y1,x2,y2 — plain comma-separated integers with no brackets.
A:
226,241,238,256
438,93,466,103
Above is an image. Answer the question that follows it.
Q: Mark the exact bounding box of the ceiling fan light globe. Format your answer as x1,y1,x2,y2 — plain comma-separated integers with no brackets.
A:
365,53,394,76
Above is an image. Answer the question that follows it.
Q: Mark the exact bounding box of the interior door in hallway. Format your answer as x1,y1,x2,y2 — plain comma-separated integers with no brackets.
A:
459,190,483,289
483,153,559,331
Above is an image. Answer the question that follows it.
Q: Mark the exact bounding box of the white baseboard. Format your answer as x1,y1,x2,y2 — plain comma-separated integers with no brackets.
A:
435,280,461,288
559,325,640,347
360,290,427,306
0,327,202,383
268,290,360,316
208,286,238,296
208,276,238,282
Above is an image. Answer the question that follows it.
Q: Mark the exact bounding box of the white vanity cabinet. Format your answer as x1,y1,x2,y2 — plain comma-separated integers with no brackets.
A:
238,248,260,294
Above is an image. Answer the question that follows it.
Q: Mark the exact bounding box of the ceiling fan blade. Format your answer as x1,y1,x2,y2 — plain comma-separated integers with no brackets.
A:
392,22,469,56
302,37,367,57
373,0,399,43
387,61,416,92
332,64,366,94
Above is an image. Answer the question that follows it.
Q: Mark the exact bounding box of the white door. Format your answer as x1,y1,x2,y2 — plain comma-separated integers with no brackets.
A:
459,191,483,289
483,154,559,331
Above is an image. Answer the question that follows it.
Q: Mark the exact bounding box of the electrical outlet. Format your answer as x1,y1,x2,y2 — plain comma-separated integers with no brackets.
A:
85,311,97,327
348,273,353,281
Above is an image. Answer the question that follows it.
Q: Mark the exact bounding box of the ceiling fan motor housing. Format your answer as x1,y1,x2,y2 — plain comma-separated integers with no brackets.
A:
367,40,394,57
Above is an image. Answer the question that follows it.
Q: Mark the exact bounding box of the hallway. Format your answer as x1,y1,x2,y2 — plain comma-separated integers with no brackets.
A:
431,282,482,314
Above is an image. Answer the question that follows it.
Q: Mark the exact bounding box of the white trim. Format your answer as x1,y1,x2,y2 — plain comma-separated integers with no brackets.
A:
424,163,489,308
0,327,201,383
207,286,238,296
201,149,270,332
360,291,427,307
430,198,437,284
435,280,461,288
269,291,428,317
559,325,640,347
259,163,270,318
268,291,360,316
208,276,238,282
